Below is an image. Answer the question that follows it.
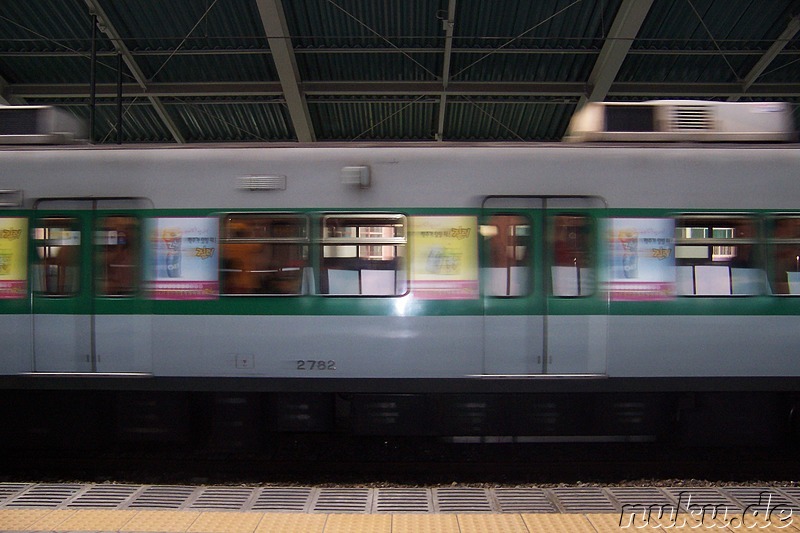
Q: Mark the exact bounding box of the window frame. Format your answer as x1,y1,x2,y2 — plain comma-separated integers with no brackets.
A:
767,214,800,296
32,216,82,297
320,213,408,297
673,213,762,297
219,212,310,296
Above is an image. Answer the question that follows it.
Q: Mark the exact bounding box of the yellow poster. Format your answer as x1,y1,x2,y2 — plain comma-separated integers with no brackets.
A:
0,217,28,299
409,215,478,299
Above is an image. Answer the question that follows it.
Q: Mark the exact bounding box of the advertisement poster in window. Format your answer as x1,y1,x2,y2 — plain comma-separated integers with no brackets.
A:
145,217,218,300
605,218,675,301
409,216,478,299
0,217,27,299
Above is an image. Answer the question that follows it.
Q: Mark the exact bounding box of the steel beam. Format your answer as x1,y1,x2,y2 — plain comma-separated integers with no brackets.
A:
10,80,800,99
0,75,10,105
256,0,315,142
5,47,797,58
729,15,800,101
436,0,457,141
578,0,654,108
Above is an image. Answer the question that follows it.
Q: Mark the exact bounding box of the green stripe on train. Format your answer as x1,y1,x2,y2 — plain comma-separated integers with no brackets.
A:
2,206,800,316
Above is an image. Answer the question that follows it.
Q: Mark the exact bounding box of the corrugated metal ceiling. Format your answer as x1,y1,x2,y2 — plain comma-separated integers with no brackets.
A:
0,0,798,143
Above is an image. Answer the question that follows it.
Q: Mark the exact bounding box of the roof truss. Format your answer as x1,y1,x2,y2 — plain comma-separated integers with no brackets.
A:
0,0,796,142
256,0,315,142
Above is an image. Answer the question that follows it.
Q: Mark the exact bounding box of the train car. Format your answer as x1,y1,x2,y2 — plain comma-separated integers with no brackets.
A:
0,102,798,449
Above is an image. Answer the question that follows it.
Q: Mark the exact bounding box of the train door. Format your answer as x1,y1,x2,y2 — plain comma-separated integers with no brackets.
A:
482,197,543,374
31,198,152,373
481,196,607,375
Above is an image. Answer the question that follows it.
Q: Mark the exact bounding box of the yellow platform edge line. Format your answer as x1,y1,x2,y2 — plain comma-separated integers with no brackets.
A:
16,509,791,532
0,510,621,533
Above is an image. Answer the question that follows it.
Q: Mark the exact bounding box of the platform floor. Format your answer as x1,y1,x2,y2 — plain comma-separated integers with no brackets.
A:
0,483,797,531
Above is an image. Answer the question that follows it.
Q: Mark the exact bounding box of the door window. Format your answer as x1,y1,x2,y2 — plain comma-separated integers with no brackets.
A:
482,214,531,296
551,215,594,296
96,216,139,297
33,217,81,296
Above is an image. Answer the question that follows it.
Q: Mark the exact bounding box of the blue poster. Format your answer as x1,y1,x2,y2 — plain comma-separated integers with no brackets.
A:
145,217,219,300
606,218,675,301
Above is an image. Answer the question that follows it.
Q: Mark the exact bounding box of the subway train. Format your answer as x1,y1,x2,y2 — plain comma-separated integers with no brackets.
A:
0,101,798,449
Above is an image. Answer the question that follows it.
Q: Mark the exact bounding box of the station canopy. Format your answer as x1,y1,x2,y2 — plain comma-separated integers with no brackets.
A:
0,0,798,143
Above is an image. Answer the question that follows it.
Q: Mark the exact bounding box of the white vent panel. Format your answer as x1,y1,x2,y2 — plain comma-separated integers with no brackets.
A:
237,175,286,191
670,106,714,132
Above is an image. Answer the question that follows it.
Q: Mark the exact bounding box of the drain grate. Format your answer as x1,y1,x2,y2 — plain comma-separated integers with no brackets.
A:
777,487,800,509
434,488,493,512
3,482,798,515
312,488,371,513
252,487,313,511
779,487,800,498
68,484,141,508
127,485,197,509
608,487,675,509
664,487,743,514
724,487,799,513
375,488,431,513
189,487,255,510
494,488,556,513
6,484,84,508
0,483,30,504
550,487,618,513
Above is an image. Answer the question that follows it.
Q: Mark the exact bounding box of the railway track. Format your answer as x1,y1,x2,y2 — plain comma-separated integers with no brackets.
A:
2,437,799,486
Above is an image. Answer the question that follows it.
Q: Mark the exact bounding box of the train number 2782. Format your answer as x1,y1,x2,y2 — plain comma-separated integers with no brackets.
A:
296,360,337,371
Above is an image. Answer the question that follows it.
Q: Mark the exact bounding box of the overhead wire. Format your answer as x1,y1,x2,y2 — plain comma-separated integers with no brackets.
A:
450,0,584,80
684,0,742,82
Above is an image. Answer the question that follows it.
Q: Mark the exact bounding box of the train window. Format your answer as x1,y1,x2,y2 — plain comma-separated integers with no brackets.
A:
768,216,800,295
674,215,762,296
96,216,139,297
32,217,81,296
482,214,531,296
321,214,407,296
220,214,309,295
551,215,594,296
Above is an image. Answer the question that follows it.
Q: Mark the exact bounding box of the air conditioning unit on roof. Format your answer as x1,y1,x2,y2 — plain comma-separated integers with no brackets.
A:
564,100,795,142
0,105,87,144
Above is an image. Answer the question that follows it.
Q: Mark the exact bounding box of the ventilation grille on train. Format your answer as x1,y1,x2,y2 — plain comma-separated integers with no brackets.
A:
669,105,714,132
237,175,287,191
565,100,794,142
